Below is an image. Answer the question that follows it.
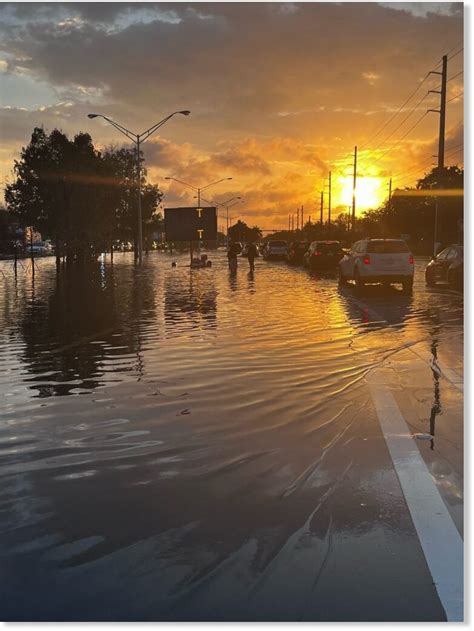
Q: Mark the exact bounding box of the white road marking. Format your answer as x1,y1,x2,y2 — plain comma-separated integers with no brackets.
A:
369,384,463,622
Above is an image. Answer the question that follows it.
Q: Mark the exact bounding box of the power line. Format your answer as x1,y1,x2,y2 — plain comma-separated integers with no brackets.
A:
445,146,463,160
445,141,463,151
446,40,464,57
448,47,463,61
361,43,461,152
432,41,462,69
392,141,463,186
393,146,463,189
359,72,432,150
366,111,429,168
447,70,464,83
362,90,432,161
392,159,433,183
447,91,464,103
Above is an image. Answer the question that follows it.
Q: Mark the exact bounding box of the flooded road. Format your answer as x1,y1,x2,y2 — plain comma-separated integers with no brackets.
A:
0,251,463,621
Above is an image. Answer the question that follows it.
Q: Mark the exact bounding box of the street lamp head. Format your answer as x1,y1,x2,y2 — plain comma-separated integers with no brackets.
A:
178,110,191,116
87,114,99,119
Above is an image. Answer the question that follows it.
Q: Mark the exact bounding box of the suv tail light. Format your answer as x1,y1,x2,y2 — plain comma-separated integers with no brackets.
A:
409,255,414,265
313,251,321,256
363,255,371,265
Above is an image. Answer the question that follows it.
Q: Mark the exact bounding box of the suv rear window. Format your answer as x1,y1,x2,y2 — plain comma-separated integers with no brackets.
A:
367,241,409,254
269,241,287,247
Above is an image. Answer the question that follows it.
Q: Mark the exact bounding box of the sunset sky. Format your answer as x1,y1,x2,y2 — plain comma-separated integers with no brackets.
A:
0,2,464,230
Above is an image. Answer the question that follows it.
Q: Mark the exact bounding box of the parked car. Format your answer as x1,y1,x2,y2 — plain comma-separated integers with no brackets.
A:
286,241,309,265
263,240,288,260
29,241,52,255
304,241,343,269
338,238,414,293
425,245,463,290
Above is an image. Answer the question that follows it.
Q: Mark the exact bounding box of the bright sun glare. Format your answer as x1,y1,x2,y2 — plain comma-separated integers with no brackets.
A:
339,176,385,211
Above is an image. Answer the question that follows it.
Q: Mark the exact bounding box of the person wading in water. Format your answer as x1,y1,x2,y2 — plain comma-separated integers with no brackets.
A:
227,240,239,272
246,242,257,272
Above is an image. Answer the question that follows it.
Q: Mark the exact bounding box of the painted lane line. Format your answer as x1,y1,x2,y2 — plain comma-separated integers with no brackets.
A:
369,385,463,622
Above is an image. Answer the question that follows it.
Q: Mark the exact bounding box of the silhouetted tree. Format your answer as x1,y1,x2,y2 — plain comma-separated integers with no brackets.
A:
356,165,463,253
5,128,163,264
228,220,262,242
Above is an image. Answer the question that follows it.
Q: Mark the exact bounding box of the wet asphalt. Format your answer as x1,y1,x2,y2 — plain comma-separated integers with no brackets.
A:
0,251,463,621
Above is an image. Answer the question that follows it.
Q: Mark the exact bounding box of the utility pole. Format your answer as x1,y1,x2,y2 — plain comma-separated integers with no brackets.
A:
301,205,304,231
352,146,357,231
438,55,447,168
428,54,448,255
320,191,324,226
388,177,392,201
288,214,291,232
328,171,332,226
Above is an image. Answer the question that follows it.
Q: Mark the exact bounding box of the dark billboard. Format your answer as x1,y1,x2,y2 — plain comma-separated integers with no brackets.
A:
164,207,217,242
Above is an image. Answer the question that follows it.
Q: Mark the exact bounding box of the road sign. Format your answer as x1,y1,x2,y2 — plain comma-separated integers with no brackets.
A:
164,207,217,242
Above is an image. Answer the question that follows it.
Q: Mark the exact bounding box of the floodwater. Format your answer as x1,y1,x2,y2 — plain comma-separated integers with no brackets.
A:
0,251,463,621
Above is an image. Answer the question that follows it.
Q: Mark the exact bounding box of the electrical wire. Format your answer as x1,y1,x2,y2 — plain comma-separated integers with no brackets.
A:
366,111,429,168
359,73,431,150
361,91,432,162
445,146,464,160
447,70,464,83
447,91,464,103
361,43,461,151
448,47,463,61
445,141,463,151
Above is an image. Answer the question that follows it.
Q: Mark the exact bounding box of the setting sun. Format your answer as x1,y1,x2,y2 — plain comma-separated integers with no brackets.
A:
338,176,387,211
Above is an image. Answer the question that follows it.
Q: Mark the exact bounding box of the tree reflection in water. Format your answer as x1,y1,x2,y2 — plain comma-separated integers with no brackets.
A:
19,263,157,396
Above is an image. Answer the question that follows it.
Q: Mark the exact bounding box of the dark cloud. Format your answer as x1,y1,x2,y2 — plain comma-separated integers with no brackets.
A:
0,2,463,225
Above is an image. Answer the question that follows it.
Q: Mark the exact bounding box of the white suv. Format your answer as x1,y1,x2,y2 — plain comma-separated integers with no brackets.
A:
339,239,414,293
263,240,288,261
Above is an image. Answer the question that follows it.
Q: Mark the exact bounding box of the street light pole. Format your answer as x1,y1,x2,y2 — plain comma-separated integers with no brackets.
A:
206,196,241,247
165,176,232,204
87,110,190,265
136,135,143,263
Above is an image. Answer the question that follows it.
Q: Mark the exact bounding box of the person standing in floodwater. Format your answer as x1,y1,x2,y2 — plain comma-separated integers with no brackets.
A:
227,240,239,272
247,242,257,272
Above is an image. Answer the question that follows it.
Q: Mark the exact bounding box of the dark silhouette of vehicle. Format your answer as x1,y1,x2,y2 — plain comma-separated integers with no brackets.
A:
286,241,309,265
339,238,414,293
262,240,288,260
304,240,343,269
425,245,463,290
